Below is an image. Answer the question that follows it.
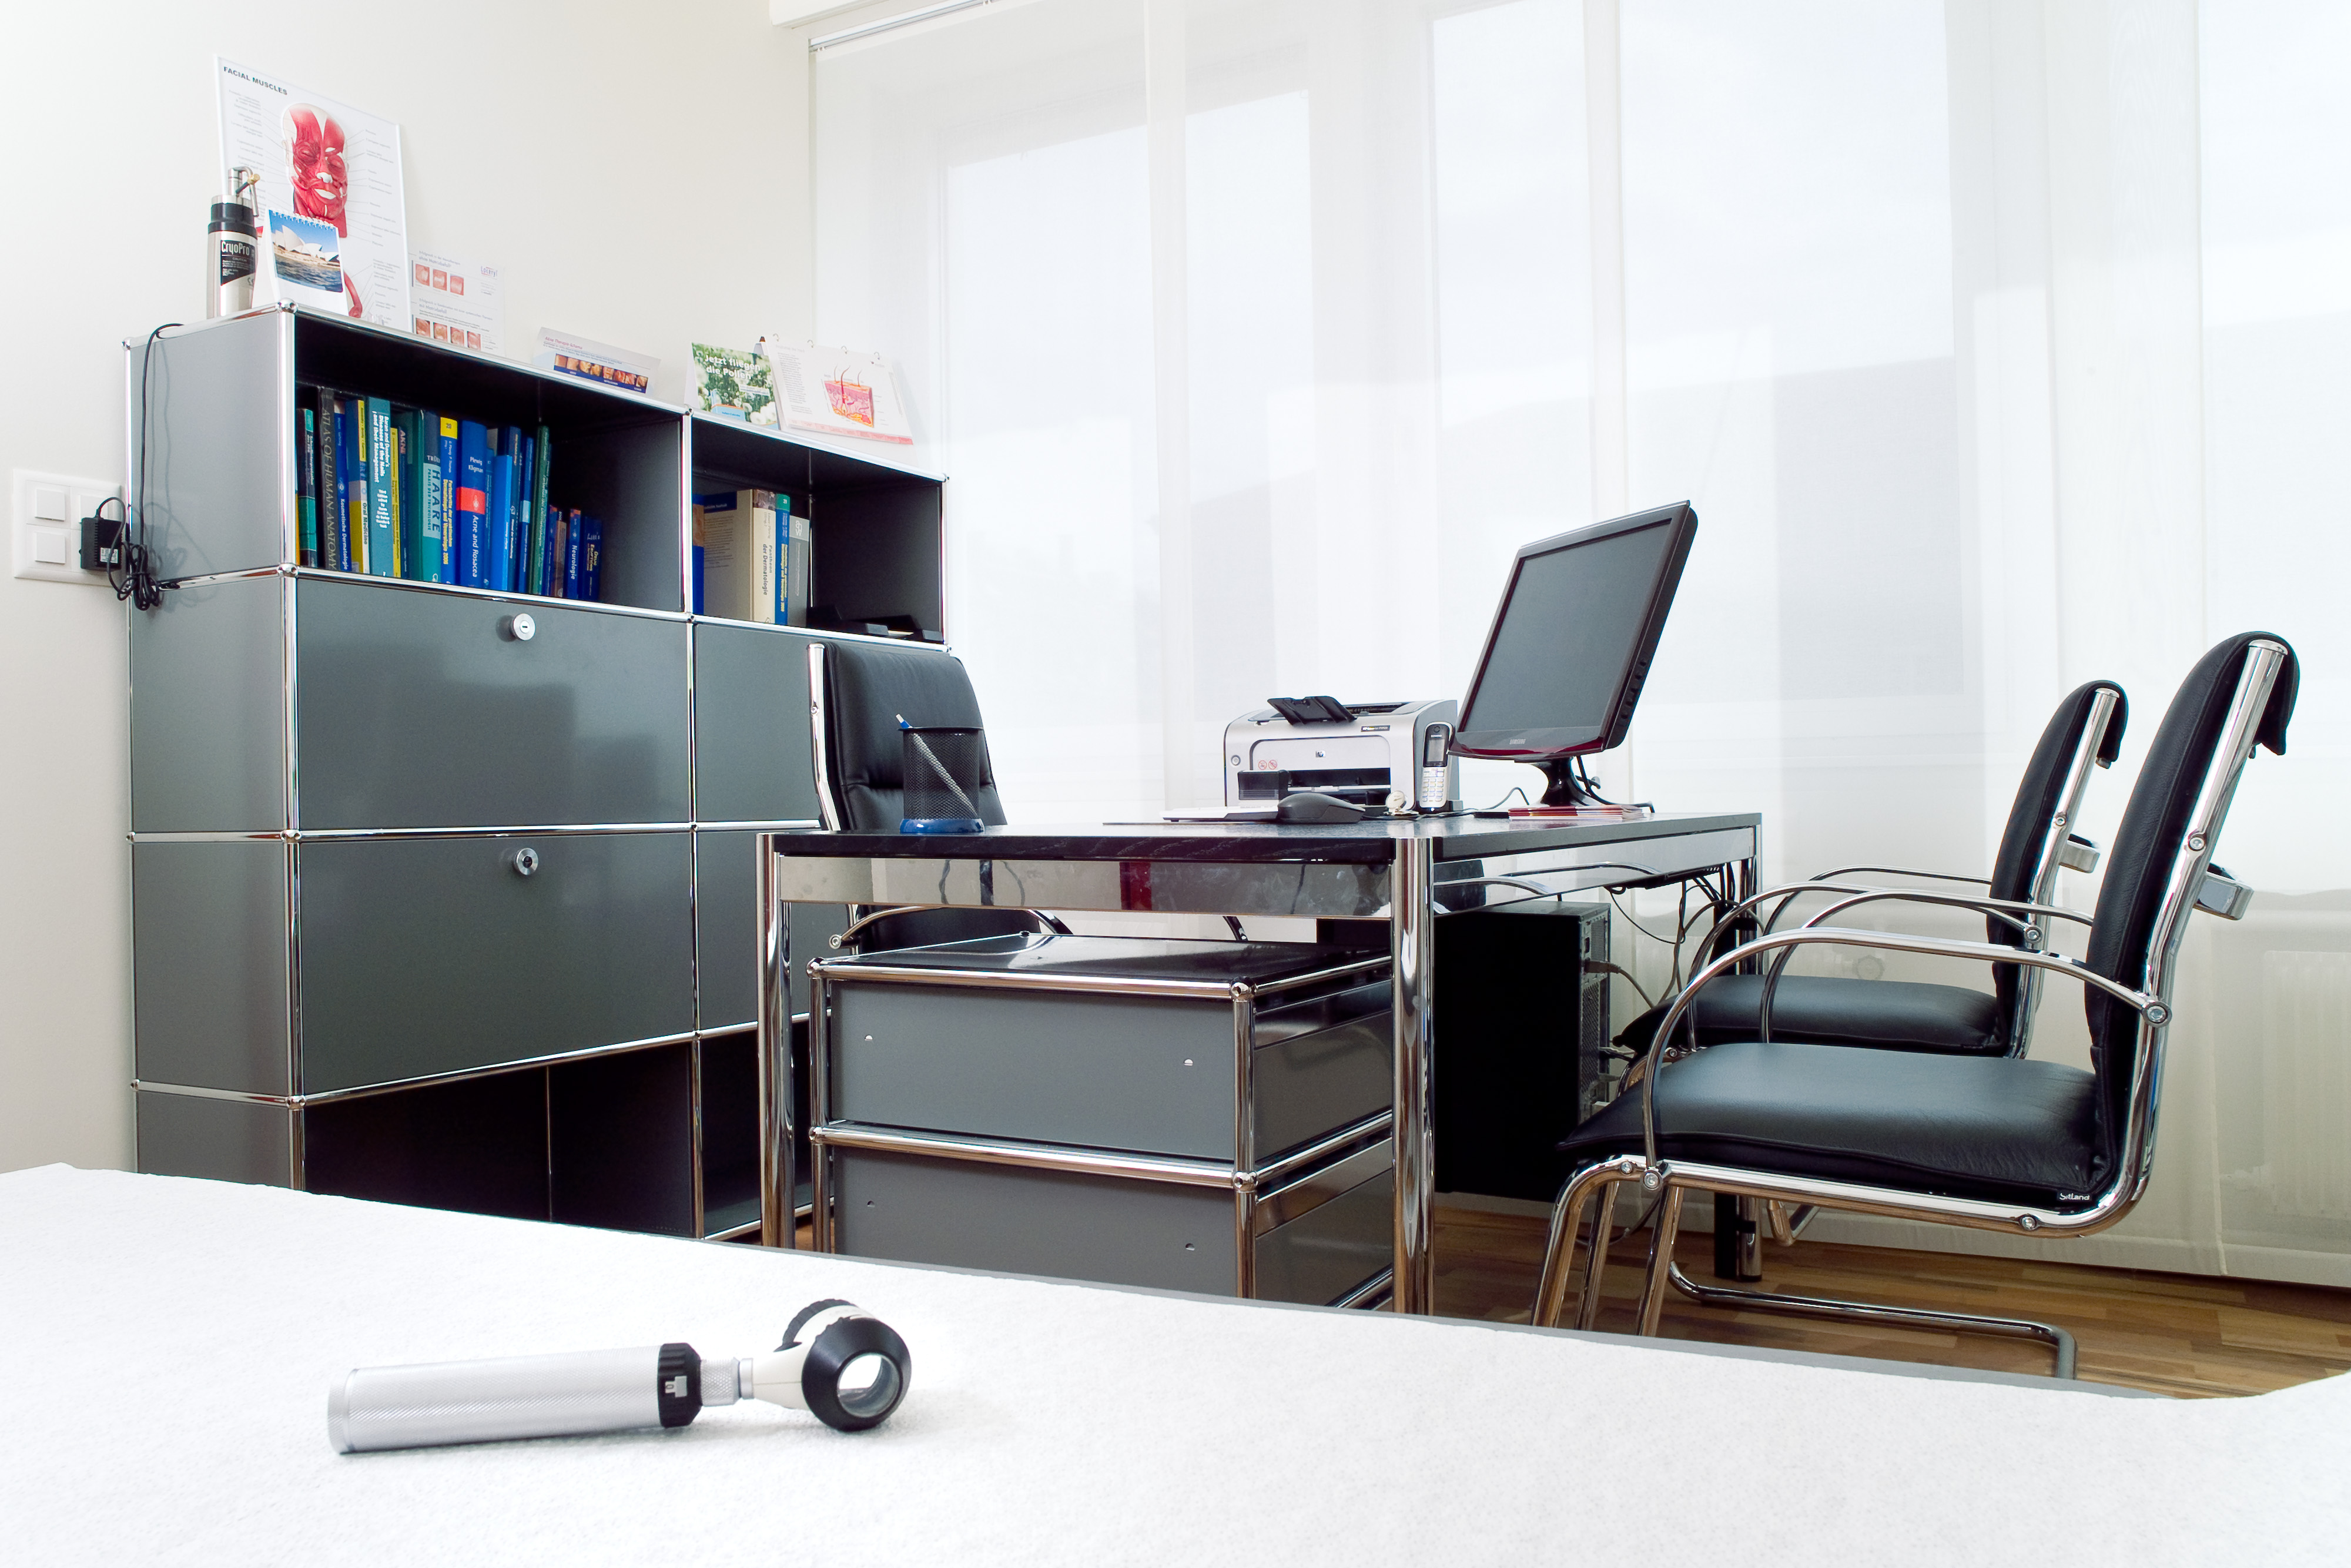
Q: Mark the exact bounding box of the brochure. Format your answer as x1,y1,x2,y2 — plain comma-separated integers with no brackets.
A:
408,252,503,354
215,58,410,329
533,329,658,397
691,343,779,425
767,341,913,445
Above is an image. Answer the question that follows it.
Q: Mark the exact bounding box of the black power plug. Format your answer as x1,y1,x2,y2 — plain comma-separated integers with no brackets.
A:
80,508,126,572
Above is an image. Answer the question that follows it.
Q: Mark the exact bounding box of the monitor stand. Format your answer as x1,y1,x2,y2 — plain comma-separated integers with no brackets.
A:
1535,758,1609,809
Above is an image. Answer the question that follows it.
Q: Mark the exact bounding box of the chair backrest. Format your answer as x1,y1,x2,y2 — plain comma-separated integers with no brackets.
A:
810,640,1007,833
2081,633,2297,1195
1985,680,2127,1042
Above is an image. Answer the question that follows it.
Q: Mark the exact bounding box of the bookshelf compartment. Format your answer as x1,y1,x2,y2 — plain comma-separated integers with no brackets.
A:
550,1043,696,1235
304,1067,550,1222
696,1029,764,1237
687,415,945,641
294,577,690,830
295,831,694,1094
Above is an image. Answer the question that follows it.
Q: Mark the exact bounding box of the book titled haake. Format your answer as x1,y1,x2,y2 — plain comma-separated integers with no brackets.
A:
692,489,789,624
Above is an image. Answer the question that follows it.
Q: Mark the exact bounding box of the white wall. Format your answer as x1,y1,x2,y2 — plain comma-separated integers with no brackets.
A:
0,1,814,1173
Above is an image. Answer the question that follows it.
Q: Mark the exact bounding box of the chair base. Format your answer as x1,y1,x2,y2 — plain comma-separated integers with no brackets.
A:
1664,1261,2078,1378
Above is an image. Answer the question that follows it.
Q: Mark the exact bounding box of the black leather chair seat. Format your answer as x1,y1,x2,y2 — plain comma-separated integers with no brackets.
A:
1561,1040,2103,1206
1615,975,2007,1058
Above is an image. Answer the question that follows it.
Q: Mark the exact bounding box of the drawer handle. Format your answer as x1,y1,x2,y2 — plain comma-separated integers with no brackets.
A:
511,847,540,877
500,612,536,642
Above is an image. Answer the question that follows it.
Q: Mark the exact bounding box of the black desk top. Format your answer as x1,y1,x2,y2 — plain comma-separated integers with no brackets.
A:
769,810,1760,866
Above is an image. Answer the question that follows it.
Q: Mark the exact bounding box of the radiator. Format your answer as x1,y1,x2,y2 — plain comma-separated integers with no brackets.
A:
2254,950,2351,1220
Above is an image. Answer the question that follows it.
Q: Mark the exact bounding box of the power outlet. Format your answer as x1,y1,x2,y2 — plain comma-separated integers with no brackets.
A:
12,468,123,585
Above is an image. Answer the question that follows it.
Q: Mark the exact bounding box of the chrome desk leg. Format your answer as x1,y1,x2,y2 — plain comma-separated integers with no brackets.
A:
756,833,796,1249
1392,836,1438,1315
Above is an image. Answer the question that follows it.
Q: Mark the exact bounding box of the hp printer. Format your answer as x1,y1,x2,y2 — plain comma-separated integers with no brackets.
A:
1222,696,1459,812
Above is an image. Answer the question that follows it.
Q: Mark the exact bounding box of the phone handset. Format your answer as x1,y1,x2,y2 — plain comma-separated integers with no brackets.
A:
1418,723,1454,810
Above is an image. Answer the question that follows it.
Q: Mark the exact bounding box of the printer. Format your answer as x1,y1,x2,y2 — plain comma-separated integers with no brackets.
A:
1223,696,1459,812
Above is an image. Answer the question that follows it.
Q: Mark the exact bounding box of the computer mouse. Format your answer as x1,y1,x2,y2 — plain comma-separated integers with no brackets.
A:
1275,790,1368,824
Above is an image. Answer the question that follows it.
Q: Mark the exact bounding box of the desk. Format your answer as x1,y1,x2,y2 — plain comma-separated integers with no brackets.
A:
756,810,1760,1313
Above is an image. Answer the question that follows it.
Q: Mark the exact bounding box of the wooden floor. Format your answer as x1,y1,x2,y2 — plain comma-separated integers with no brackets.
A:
1432,1204,2351,1398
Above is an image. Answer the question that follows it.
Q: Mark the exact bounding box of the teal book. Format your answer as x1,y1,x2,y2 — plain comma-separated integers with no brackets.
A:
364,397,397,578
416,412,446,585
531,424,552,592
297,407,318,567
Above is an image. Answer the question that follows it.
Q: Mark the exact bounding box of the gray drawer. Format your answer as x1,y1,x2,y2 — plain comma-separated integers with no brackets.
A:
828,976,1389,1162
296,831,694,1092
692,622,822,824
831,985,1237,1158
829,1147,1389,1305
295,578,690,829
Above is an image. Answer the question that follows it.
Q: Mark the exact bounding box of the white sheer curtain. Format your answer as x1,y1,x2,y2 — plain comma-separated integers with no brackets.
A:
814,0,2351,1285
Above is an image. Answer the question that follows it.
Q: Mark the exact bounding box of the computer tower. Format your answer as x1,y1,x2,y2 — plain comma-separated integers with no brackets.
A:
1431,900,1614,1203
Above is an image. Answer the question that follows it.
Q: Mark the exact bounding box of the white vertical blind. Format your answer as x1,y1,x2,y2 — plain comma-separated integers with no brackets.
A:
814,0,2351,1285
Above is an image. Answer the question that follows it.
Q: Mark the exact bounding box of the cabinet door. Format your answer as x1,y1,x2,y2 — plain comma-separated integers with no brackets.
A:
296,831,694,1092
692,622,822,825
296,578,689,829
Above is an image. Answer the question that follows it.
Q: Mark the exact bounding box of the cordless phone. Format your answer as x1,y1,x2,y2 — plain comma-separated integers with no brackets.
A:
1418,723,1454,810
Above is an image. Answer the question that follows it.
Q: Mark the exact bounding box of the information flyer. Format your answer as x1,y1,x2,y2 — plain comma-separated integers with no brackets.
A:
215,58,411,329
409,250,503,353
768,342,913,445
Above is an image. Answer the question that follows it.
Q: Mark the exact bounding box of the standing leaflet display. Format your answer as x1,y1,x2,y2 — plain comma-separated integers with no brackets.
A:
215,58,411,330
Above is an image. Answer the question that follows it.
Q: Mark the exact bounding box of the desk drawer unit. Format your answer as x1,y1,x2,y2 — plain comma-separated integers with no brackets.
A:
807,935,1394,1305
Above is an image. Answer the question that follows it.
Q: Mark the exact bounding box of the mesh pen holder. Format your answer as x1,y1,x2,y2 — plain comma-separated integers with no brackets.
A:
899,719,987,834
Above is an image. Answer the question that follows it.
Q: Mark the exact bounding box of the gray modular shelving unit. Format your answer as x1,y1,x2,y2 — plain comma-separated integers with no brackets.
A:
126,306,943,1239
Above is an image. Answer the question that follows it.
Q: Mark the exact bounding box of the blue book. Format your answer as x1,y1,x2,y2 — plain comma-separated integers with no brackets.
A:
500,426,527,592
562,507,584,599
335,397,363,573
485,452,516,592
581,514,602,602
364,397,397,578
435,416,459,584
456,420,491,587
691,543,705,614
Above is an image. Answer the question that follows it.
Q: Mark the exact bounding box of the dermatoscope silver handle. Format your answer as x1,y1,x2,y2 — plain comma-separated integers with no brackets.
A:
330,1300,909,1454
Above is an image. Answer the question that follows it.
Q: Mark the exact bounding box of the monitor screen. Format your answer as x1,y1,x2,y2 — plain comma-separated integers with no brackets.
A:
1454,503,1696,760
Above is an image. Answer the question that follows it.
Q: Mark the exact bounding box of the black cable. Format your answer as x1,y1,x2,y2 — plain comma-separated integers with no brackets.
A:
115,323,180,612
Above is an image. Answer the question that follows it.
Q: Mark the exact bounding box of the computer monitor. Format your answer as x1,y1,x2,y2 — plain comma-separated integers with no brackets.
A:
1453,502,1698,806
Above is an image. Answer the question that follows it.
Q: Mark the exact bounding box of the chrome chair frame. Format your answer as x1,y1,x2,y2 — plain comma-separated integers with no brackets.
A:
1533,645,2287,1376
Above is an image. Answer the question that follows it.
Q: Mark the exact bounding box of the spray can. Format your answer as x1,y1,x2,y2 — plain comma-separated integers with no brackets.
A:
207,166,259,319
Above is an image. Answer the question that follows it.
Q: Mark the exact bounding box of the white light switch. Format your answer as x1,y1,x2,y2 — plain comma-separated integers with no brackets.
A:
14,468,120,586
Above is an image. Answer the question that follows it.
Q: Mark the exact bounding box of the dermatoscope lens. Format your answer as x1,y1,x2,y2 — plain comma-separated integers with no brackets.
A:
833,1352,902,1420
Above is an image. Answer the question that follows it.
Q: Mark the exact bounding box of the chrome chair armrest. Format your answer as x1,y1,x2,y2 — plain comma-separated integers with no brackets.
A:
1809,865,1992,887
2195,864,2254,921
829,903,1069,952
1637,928,2160,1167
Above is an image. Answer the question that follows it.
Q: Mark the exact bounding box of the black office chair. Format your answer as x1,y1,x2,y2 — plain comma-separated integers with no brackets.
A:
1615,678,2127,1063
807,639,1060,952
1532,633,2296,1375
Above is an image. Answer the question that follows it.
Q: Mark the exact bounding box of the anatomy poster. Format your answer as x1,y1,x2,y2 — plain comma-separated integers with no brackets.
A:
215,59,410,328
767,342,914,445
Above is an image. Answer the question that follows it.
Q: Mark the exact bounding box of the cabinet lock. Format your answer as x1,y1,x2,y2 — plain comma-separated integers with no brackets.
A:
501,612,536,642
511,847,541,877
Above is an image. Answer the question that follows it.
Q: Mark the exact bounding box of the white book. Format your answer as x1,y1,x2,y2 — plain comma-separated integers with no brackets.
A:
693,488,776,622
